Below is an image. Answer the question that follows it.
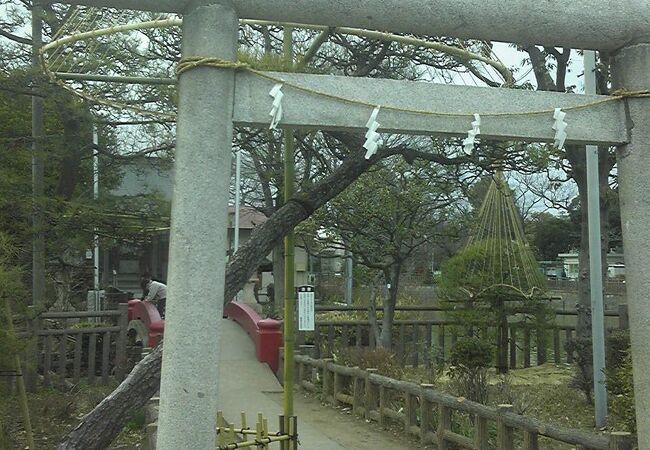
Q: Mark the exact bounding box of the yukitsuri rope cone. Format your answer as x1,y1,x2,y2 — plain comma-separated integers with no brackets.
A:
441,171,549,373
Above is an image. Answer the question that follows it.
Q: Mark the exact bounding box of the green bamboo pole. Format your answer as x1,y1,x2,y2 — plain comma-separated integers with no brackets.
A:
282,25,296,449
4,299,35,449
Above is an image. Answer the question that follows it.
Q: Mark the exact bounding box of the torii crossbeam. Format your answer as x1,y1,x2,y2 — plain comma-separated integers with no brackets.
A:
51,1,650,448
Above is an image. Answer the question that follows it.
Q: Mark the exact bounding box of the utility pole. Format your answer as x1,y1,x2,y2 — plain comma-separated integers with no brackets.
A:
282,25,296,446
93,126,100,291
584,50,607,427
31,2,45,307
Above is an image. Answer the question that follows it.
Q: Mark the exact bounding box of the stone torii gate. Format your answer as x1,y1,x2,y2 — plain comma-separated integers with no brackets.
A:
56,0,650,448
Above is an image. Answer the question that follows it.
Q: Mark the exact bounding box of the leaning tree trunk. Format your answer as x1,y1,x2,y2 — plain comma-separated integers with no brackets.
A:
57,140,400,449
57,345,163,449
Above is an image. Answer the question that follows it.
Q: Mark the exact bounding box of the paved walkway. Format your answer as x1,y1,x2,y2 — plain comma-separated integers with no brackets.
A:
217,319,416,449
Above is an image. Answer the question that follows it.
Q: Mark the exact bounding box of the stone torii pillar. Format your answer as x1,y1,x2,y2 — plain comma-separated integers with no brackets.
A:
155,2,238,449
611,43,650,443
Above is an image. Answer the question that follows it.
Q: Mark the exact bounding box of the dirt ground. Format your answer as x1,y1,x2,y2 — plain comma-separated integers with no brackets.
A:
0,384,144,450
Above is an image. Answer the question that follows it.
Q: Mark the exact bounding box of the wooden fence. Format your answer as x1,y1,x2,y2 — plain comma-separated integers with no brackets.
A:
22,304,129,388
292,353,633,449
303,304,628,369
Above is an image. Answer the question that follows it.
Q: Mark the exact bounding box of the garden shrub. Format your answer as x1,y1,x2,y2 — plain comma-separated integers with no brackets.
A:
448,336,491,404
606,330,630,370
608,353,636,433
336,347,403,380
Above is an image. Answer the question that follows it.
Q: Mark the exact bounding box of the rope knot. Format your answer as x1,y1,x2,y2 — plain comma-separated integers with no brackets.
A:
176,57,250,77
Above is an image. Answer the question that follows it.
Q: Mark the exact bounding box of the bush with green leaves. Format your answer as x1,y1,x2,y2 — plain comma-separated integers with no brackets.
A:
605,331,636,433
448,336,491,404
439,241,551,373
608,353,636,433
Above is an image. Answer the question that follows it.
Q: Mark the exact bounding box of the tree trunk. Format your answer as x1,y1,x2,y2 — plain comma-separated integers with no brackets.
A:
379,265,401,349
496,298,508,374
57,142,400,449
367,276,382,346
272,242,284,309
57,345,162,449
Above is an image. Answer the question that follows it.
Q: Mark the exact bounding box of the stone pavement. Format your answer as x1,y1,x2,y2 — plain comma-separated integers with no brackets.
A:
146,320,415,449
217,318,347,449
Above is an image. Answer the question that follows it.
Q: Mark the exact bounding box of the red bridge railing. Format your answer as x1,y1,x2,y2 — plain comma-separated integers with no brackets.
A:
126,299,282,371
127,299,165,347
224,301,283,372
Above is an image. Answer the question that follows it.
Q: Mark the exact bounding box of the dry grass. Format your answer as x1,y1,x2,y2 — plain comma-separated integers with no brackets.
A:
0,382,144,449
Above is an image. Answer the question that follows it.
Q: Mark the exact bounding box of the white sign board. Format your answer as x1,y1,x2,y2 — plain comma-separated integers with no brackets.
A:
298,286,315,331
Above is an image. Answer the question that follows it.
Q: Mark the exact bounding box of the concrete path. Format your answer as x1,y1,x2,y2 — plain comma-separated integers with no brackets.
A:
217,319,416,449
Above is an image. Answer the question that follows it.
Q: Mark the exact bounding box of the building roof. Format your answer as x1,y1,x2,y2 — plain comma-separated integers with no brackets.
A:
227,206,268,230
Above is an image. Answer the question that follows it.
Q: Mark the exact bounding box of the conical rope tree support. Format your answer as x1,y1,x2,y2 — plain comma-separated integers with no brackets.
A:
440,171,550,374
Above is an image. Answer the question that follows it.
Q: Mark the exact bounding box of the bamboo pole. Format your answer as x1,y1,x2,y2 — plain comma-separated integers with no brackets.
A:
282,25,296,450
4,299,35,449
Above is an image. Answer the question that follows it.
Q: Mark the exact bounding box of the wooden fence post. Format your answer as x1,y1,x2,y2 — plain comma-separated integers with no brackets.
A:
352,367,364,416
322,359,334,404
618,305,629,330
379,385,387,426
333,369,343,407
327,325,335,357
565,329,574,364
404,390,417,435
87,333,97,385
523,431,539,450
116,303,129,380
420,384,434,444
73,332,82,383
608,431,633,450
436,403,451,450
523,328,531,368
101,331,110,384
58,332,67,380
474,414,489,450
553,328,561,364
356,323,362,347
536,308,547,365
425,324,433,369
314,325,321,358
437,326,445,364
412,325,419,368
364,368,378,421
509,327,517,369
496,404,514,450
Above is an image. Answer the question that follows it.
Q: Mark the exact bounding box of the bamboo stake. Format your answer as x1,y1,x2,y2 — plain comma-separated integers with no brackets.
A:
4,299,35,449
